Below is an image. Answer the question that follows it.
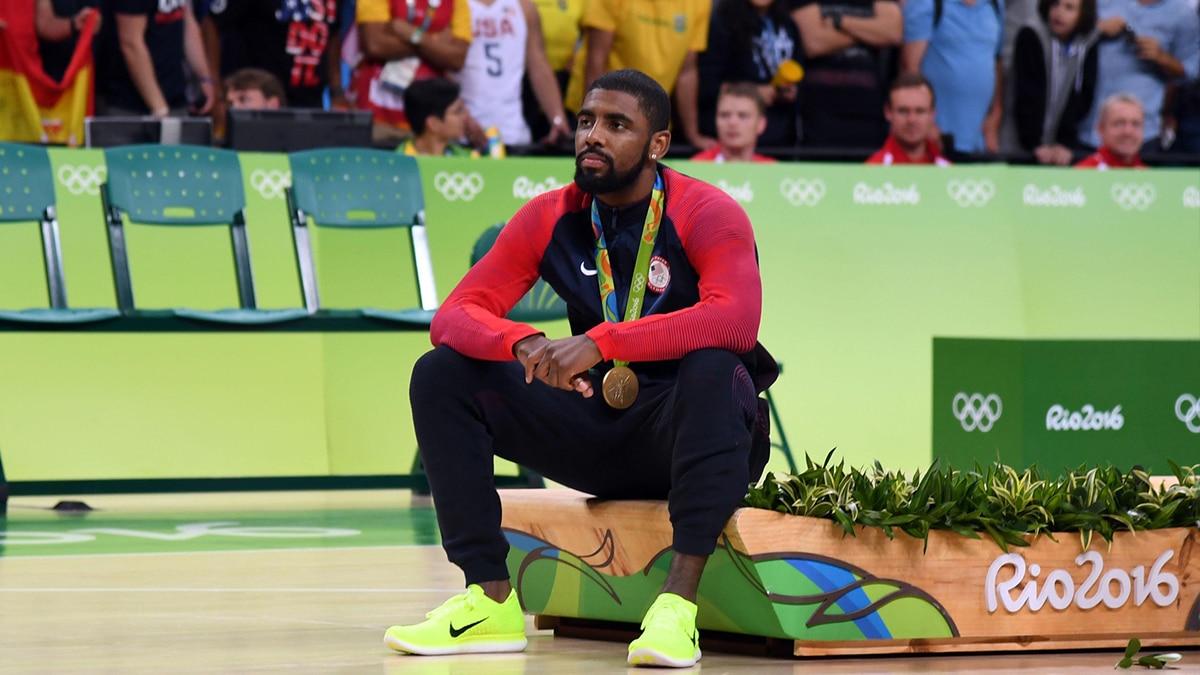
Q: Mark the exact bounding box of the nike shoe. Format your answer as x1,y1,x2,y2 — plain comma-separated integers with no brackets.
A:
627,592,701,668
384,584,528,655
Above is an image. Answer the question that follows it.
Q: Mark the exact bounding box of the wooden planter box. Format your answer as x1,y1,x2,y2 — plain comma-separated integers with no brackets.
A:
500,488,1200,656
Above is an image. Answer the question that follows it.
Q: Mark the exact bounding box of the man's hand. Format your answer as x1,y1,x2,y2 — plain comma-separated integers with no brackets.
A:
514,334,602,397
982,108,1002,153
1098,16,1127,38
1135,35,1165,63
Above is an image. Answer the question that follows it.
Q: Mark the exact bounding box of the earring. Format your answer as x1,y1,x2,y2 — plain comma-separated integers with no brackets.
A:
651,154,657,159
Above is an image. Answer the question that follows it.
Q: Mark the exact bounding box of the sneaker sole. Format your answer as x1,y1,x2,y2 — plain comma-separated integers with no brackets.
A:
384,634,528,656
627,646,700,668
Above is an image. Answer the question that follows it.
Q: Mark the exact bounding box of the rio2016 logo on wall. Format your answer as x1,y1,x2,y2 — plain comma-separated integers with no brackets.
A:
716,179,753,203
512,176,565,200
1022,184,1086,207
434,172,484,201
952,392,1002,432
1045,404,1124,431
853,182,920,205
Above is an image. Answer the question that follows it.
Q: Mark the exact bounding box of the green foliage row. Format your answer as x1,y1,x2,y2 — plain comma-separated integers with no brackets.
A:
743,450,1200,552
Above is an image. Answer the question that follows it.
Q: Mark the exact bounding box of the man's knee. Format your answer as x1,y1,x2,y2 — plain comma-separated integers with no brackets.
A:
411,345,472,393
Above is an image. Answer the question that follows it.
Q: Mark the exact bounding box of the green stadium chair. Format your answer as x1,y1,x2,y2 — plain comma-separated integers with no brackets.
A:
0,142,120,325
285,148,438,328
100,145,309,325
469,222,566,323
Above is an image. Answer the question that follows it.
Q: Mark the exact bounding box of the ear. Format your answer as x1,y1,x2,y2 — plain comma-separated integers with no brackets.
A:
755,114,767,137
884,104,894,124
649,130,671,160
266,97,282,110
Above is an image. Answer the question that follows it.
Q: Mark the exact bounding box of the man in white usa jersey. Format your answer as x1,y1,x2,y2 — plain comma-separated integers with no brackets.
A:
455,0,571,146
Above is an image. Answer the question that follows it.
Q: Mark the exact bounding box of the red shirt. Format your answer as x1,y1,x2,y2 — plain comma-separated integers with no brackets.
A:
431,168,764,365
865,135,951,166
1074,145,1147,169
691,145,775,163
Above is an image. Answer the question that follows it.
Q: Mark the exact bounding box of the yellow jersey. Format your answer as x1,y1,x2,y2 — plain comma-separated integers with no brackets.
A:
531,0,585,72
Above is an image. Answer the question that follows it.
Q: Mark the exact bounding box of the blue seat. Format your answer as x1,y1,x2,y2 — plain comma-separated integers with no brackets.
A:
0,142,120,326
101,144,308,325
286,149,438,329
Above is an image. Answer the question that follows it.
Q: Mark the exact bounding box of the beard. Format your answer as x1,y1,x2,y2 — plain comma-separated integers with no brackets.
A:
574,141,652,195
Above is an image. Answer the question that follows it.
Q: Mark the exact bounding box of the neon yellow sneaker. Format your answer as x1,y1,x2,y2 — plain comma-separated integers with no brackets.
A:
384,584,528,655
627,593,701,668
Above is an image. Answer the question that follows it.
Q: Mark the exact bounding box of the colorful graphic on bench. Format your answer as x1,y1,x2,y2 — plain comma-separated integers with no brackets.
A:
503,529,957,641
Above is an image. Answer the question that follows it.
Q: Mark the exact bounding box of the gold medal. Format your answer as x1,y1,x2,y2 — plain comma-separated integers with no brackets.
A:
602,365,638,409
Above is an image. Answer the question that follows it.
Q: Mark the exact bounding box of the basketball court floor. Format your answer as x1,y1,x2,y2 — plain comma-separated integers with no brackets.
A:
1,490,1195,674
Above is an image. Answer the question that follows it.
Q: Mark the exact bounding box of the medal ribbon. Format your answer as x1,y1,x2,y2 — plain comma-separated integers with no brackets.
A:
590,171,665,368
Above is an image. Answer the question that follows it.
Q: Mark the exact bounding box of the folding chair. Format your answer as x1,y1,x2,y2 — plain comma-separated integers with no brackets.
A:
285,148,438,328
0,142,119,325
101,144,308,325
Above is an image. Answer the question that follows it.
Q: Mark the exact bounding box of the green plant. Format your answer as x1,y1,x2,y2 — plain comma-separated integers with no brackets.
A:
743,451,1200,553
1115,638,1183,669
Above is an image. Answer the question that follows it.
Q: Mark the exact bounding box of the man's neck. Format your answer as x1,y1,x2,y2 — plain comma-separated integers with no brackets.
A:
413,134,448,157
719,144,757,162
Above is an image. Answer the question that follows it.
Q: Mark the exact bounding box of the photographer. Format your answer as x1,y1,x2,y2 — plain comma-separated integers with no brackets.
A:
1078,0,1199,153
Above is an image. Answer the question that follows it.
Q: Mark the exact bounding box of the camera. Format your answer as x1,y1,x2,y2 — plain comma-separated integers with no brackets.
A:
1121,24,1138,45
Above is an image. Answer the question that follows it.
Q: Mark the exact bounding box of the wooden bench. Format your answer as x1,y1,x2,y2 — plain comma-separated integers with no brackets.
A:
499,488,1200,657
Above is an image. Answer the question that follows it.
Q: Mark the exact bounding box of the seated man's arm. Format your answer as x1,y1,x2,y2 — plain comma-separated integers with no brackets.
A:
839,1,903,48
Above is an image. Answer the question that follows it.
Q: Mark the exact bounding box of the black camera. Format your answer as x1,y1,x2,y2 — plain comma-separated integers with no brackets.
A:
1121,24,1139,45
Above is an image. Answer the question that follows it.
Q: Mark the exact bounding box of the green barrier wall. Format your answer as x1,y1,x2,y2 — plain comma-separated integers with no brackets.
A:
0,152,1196,483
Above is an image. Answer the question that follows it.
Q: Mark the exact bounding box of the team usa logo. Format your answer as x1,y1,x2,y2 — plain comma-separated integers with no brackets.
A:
647,256,671,294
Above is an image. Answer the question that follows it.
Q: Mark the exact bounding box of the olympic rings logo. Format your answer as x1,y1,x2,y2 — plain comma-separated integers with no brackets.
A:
1183,186,1199,209
952,392,1003,432
947,179,995,207
1176,394,1200,433
56,164,106,196
249,169,291,200
1111,183,1155,211
779,178,826,206
434,171,484,201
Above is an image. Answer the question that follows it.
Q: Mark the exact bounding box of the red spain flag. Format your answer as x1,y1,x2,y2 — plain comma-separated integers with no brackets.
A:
0,5,96,146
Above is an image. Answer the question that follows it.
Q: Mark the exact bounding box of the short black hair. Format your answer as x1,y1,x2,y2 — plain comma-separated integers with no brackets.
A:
224,68,287,106
1037,0,1097,38
585,69,671,133
403,78,461,136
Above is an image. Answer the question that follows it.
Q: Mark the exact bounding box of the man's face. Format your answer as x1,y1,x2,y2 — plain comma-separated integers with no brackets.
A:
885,85,936,148
225,88,279,110
574,89,653,195
715,95,765,153
1098,100,1145,160
433,98,470,142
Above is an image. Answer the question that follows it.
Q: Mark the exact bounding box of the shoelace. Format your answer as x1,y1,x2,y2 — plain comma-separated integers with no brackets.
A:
642,599,691,632
427,588,480,620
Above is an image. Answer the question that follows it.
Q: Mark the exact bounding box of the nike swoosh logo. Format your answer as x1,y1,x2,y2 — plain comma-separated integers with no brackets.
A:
580,261,597,276
449,617,487,638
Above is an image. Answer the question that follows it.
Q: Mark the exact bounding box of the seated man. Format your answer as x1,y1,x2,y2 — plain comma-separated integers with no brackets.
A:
387,68,776,669
691,82,776,163
399,78,480,157
866,73,951,165
224,68,287,110
1075,92,1148,168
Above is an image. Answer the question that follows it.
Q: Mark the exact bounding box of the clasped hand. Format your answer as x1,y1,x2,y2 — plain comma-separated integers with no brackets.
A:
513,334,603,398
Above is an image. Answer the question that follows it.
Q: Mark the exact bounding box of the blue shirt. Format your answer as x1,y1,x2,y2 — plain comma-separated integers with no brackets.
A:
904,0,1005,153
1080,0,1200,147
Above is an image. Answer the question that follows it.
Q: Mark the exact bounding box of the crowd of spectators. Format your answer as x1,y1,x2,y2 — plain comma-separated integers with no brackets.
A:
15,0,1200,165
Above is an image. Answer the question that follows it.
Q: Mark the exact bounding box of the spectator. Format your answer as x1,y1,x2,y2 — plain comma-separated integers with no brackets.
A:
1081,0,1200,152
224,67,286,109
400,77,481,156
692,82,777,162
454,0,571,147
350,0,471,143
788,0,902,149
203,0,345,119
522,0,583,140
698,0,802,147
94,0,215,118
35,0,100,83
1011,0,1099,165
901,0,1005,154
866,72,951,164
1076,92,1148,166
564,0,716,150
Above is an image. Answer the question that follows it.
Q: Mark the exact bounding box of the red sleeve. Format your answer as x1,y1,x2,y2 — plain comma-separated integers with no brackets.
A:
865,150,885,165
1074,153,1101,168
585,175,762,362
428,189,571,360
